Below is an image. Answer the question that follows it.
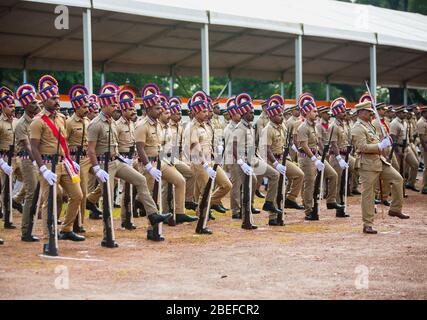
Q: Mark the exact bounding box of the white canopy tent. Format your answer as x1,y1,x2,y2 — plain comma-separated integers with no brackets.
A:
1,0,426,102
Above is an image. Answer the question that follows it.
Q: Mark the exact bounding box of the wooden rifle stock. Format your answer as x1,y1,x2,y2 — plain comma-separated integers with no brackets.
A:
44,129,60,256
241,131,254,229
4,136,14,227
196,164,219,234
276,128,293,225
339,145,352,205
312,126,335,216
151,156,164,239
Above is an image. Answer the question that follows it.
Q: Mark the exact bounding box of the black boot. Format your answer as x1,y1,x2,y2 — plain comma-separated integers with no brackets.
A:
58,231,85,241
269,218,284,226
219,204,229,211
232,212,242,219
21,235,40,242
176,214,198,223
262,201,281,214
336,208,350,218
121,221,137,230
89,211,102,220
305,212,319,221
147,229,165,241
4,222,16,229
86,201,102,216
284,199,304,210
255,189,265,198
12,200,23,214
185,201,198,210
148,213,172,225
326,202,345,210
211,204,226,213
101,238,119,248
196,227,212,235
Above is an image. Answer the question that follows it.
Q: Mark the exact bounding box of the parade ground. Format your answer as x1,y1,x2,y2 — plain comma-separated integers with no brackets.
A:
1,179,426,300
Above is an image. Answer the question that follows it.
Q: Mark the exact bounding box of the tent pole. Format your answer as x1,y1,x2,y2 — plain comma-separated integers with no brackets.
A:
201,24,210,95
370,44,377,100
403,83,408,105
22,59,28,83
83,8,93,93
169,66,174,96
295,35,303,99
326,80,331,102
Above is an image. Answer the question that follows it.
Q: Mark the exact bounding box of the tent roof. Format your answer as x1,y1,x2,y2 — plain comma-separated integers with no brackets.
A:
0,0,426,89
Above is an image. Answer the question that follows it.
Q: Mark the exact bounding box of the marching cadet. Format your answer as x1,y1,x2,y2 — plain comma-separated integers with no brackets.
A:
168,96,198,212
314,104,343,212
0,86,19,229
390,106,419,192
158,96,198,223
30,75,85,241
211,101,226,132
14,84,41,241
223,97,241,175
329,98,352,217
406,106,419,189
87,83,171,244
259,96,304,222
116,89,138,230
351,101,409,234
135,84,186,235
67,85,93,233
285,104,302,163
228,93,258,226
183,90,232,230
203,99,228,215
371,101,394,206
254,100,269,199
416,105,427,194
296,94,325,220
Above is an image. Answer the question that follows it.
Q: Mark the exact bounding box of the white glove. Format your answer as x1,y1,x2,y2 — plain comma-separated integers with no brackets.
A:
32,160,37,167
237,159,252,175
217,145,224,157
203,162,217,180
73,161,80,173
311,156,325,172
124,158,133,166
93,165,109,183
336,155,349,170
291,144,298,153
378,137,391,150
273,161,286,175
40,165,57,186
145,162,162,182
0,159,12,176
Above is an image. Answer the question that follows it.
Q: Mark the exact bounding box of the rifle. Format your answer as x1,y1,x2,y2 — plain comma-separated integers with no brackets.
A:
3,132,14,228
26,181,40,239
43,129,60,256
151,155,164,239
312,126,335,216
241,129,255,230
276,128,293,226
102,123,117,248
123,145,135,226
339,145,352,207
196,163,218,234
73,121,85,233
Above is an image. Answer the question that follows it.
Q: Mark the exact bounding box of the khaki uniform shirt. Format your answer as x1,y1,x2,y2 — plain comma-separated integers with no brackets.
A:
134,116,161,158
416,116,427,151
30,109,67,156
255,111,269,143
351,119,387,172
159,121,173,157
298,119,318,149
286,115,302,136
261,121,287,156
211,113,226,131
315,119,330,145
87,112,119,156
330,119,350,150
372,116,391,140
15,113,33,154
184,118,211,163
390,117,407,145
233,119,256,163
0,114,16,152
66,113,89,150
170,120,184,160
116,117,135,154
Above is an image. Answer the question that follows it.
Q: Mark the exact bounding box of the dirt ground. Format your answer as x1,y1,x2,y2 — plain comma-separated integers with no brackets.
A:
1,177,427,300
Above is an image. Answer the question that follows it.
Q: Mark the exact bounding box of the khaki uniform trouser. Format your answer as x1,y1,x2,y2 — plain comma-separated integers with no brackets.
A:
298,156,316,215
329,155,355,202
323,160,338,204
175,160,196,202
266,159,302,202
19,159,38,236
39,162,83,235
392,149,419,186
87,173,98,193
229,164,257,214
422,150,427,191
140,160,186,216
87,159,158,217
74,157,92,225
0,157,25,213
192,163,232,208
359,164,403,227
